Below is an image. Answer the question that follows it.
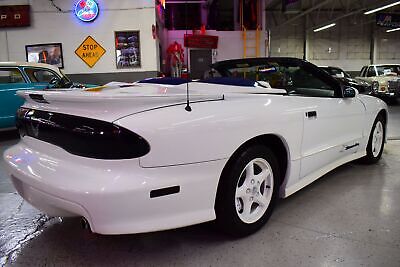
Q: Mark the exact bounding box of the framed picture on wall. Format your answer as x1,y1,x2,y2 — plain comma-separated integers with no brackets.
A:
115,31,141,69
25,43,64,68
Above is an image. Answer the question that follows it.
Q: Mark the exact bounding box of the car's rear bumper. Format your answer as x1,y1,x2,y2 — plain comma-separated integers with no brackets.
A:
374,87,400,98
374,91,399,98
4,137,226,234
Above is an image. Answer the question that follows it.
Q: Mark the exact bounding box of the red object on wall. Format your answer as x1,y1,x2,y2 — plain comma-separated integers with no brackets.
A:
200,25,206,35
167,41,184,64
0,5,31,28
184,34,218,49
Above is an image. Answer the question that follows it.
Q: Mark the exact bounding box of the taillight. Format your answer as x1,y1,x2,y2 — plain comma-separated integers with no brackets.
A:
16,109,150,160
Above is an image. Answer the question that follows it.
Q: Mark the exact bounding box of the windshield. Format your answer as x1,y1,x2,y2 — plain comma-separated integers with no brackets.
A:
321,67,351,78
209,58,338,97
211,62,290,88
59,69,73,87
376,65,400,76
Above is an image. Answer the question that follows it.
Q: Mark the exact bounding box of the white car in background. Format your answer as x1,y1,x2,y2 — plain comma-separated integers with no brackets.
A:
4,58,388,237
357,64,400,99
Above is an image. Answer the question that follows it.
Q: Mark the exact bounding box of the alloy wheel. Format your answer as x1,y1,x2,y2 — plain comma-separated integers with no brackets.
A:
235,158,274,224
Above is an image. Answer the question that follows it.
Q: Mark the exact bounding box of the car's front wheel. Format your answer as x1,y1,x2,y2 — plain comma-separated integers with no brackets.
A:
215,145,279,237
362,114,386,164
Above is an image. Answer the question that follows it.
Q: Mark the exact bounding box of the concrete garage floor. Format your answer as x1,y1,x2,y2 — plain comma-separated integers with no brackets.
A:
388,103,400,139
0,103,399,266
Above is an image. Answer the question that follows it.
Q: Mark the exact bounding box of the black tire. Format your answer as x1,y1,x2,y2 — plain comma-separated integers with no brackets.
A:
215,145,279,237
361,114,386,164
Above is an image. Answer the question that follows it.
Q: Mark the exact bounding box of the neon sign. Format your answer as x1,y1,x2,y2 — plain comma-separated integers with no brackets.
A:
74,0,99,22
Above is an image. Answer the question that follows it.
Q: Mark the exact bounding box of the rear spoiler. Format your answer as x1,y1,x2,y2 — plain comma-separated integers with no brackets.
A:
16,89,225,122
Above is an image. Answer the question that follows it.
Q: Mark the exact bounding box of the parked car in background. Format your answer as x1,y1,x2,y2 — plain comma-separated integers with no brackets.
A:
319,66,352,79
319,66,373,95
357,64,400,99
0,62,96,130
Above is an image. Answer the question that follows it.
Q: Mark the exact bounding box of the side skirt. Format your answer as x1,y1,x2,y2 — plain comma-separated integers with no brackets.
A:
283,151,366,198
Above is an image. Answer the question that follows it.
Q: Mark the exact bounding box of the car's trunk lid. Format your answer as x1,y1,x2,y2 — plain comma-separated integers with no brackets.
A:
17,83,223,122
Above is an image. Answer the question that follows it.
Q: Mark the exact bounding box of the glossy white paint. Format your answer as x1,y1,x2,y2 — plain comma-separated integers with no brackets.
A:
300,97,365,178
4,82,388,234
5,137,224,234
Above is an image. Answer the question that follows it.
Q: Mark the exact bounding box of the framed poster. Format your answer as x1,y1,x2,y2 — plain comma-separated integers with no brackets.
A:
115,31,141,68
25,43,64,68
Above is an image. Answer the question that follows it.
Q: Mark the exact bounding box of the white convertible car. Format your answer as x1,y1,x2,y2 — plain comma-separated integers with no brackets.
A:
4,58,388,236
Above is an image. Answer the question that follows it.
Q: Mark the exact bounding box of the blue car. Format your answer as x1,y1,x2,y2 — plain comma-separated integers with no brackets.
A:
0,62,95,130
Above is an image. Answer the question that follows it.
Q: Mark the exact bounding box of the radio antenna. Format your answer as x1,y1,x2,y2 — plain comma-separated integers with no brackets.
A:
184,0,192,112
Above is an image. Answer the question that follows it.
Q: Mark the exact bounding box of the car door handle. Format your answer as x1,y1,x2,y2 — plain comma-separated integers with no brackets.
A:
306,111,317,118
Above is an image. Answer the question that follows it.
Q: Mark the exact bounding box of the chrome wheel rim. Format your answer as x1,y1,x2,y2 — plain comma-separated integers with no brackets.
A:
235,158,274,224
372,121,384,158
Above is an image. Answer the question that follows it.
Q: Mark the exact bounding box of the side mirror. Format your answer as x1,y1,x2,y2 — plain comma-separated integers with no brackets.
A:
343,87,356,98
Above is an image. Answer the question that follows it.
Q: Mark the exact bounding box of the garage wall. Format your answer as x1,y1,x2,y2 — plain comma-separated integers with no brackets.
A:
267,14,305,59
269,24,304,58
375,27,400,64
267,12,400,73
0,0,158,83
307,15,372,72
0,31,8,61
166,30,266,64
215,31,267,61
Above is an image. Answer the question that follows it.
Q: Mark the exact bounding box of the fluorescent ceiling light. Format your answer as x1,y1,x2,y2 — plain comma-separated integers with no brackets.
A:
364,1,400,15
314,23,336,32
386,27,400,32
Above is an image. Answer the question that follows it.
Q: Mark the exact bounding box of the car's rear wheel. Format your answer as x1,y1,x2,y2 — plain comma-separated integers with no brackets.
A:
362,115,386,164
215,145,279,237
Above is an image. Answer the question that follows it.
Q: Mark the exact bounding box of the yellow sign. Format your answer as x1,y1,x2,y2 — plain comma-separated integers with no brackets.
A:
75,36,106,68
85,85,106,92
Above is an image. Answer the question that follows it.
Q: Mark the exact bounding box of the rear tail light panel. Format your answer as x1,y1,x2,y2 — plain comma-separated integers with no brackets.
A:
16,108,150,160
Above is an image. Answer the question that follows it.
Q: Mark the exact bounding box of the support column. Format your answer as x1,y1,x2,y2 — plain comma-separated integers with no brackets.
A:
234,0,240,30
303,15,308,60
261,0,266,56
370,23,377,64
